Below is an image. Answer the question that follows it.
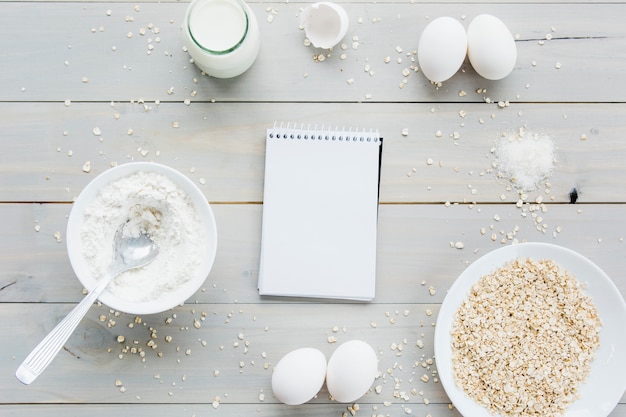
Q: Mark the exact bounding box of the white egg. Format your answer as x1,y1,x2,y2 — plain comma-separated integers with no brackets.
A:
467,14,517,80
271,347,327,405
326,340,378,403
417,16,468,83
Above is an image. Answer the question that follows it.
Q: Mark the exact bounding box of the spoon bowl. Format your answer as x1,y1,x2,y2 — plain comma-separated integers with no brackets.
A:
15,223,159,385
111,224,160,275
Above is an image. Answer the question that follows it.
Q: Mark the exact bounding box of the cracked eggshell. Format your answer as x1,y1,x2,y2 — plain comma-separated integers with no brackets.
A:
467,14,517,80
417,16,468,83
326,340,378,403
271,348,327,405
300,2,349,49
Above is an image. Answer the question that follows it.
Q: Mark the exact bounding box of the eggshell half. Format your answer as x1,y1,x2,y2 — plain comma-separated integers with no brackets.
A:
467,14,517,80
326,340,378,403
271,347,327,405
417,16,468,83
300,2,349,49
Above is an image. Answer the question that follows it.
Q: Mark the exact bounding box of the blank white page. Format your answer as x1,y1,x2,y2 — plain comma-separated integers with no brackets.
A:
258,127,381,300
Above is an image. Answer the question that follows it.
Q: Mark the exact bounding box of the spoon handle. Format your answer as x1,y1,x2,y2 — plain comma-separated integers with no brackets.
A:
15,274,112,385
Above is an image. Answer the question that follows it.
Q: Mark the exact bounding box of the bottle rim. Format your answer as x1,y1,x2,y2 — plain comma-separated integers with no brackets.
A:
186,0,250,55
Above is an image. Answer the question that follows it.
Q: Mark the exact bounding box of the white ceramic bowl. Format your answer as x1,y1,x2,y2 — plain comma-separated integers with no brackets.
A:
66,162,218,315
435,242,626,417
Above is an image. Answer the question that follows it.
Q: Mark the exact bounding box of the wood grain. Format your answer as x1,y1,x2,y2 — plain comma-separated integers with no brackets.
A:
1,0,624,415
1,3,625,102
1,102,625,203
1,203,624,304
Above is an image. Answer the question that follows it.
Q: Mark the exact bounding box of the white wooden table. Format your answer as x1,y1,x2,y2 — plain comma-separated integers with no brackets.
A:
1,0,625,415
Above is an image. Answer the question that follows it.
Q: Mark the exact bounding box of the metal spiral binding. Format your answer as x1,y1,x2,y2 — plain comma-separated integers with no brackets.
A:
269,122,379,143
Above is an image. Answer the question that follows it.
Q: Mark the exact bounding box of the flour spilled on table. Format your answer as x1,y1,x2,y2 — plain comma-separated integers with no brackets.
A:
81,171,207,303
493,128,556,192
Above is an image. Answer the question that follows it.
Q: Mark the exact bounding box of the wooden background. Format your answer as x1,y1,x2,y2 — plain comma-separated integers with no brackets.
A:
0,0,624,416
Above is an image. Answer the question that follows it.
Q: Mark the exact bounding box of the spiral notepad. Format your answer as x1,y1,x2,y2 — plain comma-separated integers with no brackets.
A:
258,124,382,300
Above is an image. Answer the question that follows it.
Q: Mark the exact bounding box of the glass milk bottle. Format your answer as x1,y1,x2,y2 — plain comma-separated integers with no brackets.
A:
182,0,261,78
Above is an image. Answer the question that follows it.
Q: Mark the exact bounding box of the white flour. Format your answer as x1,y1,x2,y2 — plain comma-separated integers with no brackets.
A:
494,129,556,192
81,171,206,303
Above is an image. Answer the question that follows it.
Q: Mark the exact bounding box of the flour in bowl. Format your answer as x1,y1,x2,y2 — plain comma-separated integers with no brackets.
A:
81,171,207,303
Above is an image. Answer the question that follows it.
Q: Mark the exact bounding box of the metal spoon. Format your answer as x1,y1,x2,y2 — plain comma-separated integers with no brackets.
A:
15,222,159,385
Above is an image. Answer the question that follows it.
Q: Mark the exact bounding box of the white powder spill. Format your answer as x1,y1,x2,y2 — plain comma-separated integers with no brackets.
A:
494,129,556,192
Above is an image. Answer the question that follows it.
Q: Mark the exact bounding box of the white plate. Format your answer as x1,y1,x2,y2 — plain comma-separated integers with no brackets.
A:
434,242,626,417
66,162,218,315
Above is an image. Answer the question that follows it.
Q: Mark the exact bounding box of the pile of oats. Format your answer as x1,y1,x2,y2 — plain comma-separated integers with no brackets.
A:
451,257,601,417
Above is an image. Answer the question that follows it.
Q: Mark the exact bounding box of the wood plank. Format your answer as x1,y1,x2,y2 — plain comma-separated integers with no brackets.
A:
1,3,625,102
0,404,621,417
0,404,467,417
0,403,621,417
1,102,626,204
3,0,625,3
1,203,624,304
2,302,442,403
2,301,625,407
